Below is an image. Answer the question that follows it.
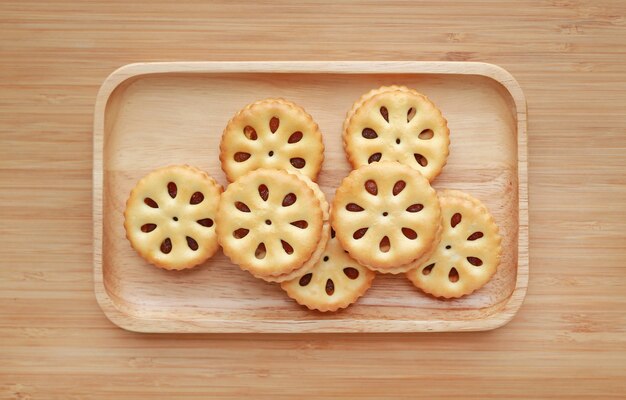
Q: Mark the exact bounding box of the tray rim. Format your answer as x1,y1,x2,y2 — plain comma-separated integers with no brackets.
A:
93,61,528,333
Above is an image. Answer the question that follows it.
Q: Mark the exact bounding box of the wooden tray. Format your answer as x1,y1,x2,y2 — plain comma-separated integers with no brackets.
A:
93,61,528,333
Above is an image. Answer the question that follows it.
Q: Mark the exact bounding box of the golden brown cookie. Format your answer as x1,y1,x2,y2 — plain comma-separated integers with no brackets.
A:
216,168,325,281
331,161,442,273
220,98,324,182
123,165,223,270
253,171,331,283
281,230,376,312
406,190,502,298
343,86,450,182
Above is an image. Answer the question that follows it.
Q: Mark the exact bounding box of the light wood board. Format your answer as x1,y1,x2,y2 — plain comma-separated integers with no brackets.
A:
2,0,626,398
94,61,528,333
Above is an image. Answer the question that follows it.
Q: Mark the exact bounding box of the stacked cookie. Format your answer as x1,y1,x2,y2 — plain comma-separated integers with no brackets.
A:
122,86,502,312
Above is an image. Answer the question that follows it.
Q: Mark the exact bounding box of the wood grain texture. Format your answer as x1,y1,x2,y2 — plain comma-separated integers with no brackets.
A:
94,61,527,333
1,0,625,397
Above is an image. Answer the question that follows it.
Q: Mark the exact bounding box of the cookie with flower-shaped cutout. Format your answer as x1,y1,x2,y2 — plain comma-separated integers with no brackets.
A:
406,190,502,298
216,168,325,281
281,229,376,312
331,161,442,273
220,98,324,182
123,165,223,270
255,171,330,283
343,86,450,182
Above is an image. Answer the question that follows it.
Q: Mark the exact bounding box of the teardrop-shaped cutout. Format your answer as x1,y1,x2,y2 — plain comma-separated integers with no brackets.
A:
325,279,335,296
288,131,303,143
299,273,312,286
407,107,416,122
422,263,435,275
362,128,378,139
406,204,424,213
419,129,434,140
234,152,251,162
414,153,428,167
235,201,250,212
254,242,266,259
243,125,257,140
451,213,462,228
401,228,417,240
290,220,308,229
258,184,269,201
190,192,204,205
364,179,378,195
343,267,359,280
290,158,306,169
282,193,297,207
167,182,177,199
141,223,157,233
379,236,391,252
197,218,213,227
330,228,336,239
380,106,389,122
346,203,364,212
160,238,172,254
269,116,280,133
392,180,406,196
280,240,294,255
233,228,249,239
186,236,199,251
368,153,382,164
144,198,158,208
353,228,368,240
467,232,483,241
467,257,483,266
448,267,460,283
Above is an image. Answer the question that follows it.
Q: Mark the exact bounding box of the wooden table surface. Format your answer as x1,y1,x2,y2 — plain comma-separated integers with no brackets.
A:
1,0,625,398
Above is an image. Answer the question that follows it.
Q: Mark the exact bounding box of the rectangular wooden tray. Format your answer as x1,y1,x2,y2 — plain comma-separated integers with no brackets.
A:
93,61,528,333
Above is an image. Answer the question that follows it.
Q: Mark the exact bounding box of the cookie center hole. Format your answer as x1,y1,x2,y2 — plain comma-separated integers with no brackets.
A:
382,212,388,217
268,151,274,157
445,245,451,250
323,256,329,262
265,219,271,225
173,217,178,222
396,138,401,144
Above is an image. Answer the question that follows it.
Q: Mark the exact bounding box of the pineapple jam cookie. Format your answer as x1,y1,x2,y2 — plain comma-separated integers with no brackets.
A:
281,229,376,312
343,86,450,182
331,161,442,274
406,190,502,299
220,98,324,182
123,165,223,270
216,168,326,282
